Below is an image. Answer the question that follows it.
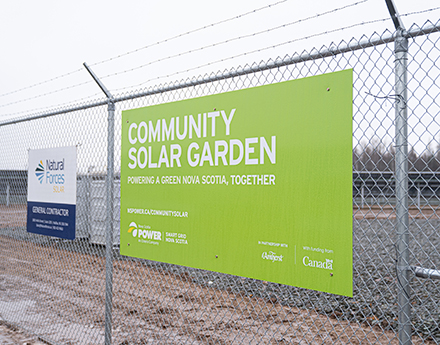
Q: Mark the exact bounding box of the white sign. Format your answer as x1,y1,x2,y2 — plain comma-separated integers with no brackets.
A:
27,146,77,239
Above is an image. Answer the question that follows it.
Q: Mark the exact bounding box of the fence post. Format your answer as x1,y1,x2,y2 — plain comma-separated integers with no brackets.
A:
416,184,421,209
83,62,115,345
104,99,115,345
6,183,9,206
394,28,411,345
361,184,365,208
86,166,93,236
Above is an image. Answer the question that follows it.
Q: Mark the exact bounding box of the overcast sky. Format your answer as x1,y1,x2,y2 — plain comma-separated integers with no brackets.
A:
0,0,439,171
0,0,439,119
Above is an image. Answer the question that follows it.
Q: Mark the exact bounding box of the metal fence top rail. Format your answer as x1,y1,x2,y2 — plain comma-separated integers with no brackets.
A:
0,20,439,128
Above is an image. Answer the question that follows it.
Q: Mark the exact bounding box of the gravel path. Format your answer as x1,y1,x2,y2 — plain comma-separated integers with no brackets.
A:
180,217,440,341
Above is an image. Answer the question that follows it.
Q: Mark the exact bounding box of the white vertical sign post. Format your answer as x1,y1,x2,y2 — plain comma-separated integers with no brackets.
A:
27,146,77,240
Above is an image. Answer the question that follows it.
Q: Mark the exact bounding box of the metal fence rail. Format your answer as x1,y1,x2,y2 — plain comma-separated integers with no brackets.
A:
0,20,440,345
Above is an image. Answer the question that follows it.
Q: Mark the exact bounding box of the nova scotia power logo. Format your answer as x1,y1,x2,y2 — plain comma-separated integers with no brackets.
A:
128,222,138,237
35,160,45,184
127,222,162,241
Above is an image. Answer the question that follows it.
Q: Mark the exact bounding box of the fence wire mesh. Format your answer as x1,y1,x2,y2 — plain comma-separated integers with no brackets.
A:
0,21,440,345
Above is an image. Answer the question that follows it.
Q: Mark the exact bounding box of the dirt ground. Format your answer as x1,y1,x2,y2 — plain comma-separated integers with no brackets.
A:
354,205,440,219
0,322,46,345
0,233,435,345
0,206,26,228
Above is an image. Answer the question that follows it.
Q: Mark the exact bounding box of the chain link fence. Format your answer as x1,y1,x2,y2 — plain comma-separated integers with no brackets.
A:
0,20,440,344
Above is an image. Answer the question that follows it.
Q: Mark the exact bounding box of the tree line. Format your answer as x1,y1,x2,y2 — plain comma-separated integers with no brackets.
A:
353,141,440,172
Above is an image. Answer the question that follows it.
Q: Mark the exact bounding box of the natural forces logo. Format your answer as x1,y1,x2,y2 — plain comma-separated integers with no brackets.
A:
35,160,45,183
127,222,162,241
261,251,283,262
35,159,65,185
302,256,333,270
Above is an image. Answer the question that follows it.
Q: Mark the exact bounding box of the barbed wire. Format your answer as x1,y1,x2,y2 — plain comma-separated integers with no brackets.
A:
0,0,369,111
0,68,83,99
2,3,438,115
0,0,288,103
101,0,370,82
400,5,440,18
110,6,440,94
1,92,104,118
90,0,289,67
0,80,95,110
112,16,389,94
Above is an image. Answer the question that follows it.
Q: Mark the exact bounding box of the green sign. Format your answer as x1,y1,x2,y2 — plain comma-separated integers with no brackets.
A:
120,70,353,297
